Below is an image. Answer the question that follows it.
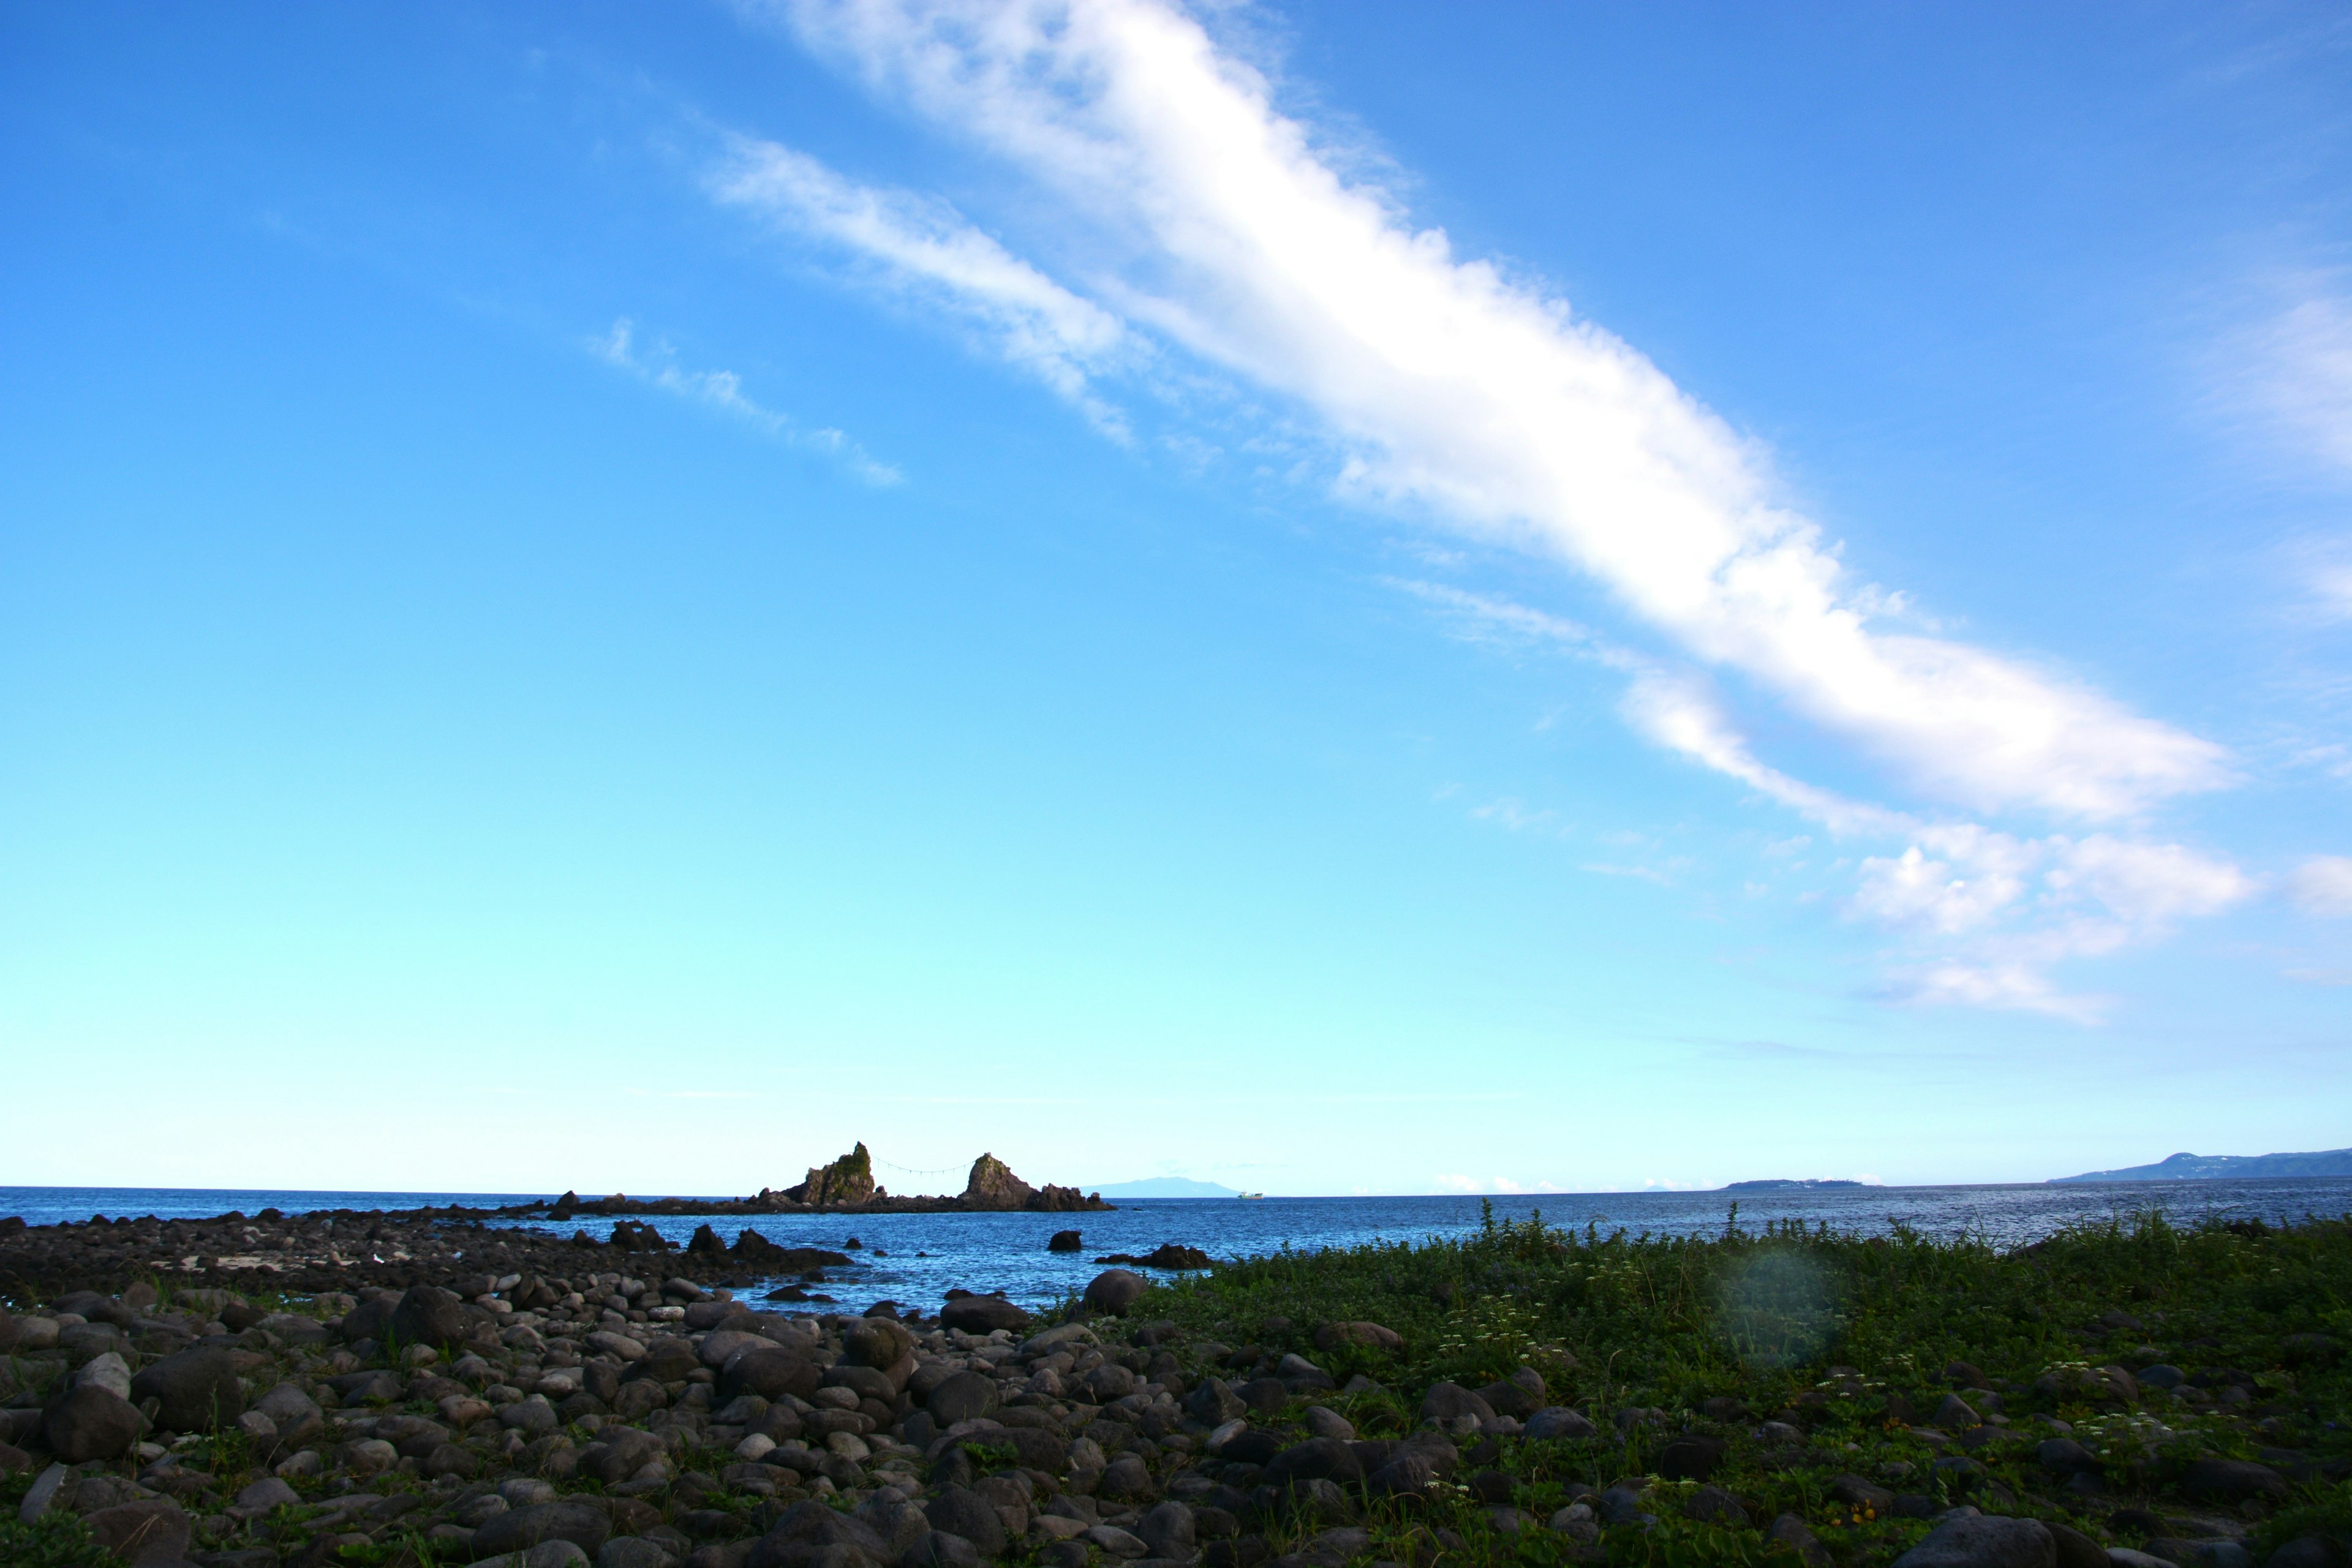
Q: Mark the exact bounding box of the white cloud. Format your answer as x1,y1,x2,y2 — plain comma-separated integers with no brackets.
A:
594,318,902,483
2290,854,2352,915
748,0,2230,821
707,137,1133,434
2240,281,2352,478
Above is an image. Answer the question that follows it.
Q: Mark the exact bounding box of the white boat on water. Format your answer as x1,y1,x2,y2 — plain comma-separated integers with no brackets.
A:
1238,1191,1265,1200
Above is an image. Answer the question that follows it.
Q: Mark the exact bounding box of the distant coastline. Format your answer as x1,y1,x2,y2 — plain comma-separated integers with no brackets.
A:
2050,1146,2352,1183
1721,1177,1868,1191
1084,1177,1242,1198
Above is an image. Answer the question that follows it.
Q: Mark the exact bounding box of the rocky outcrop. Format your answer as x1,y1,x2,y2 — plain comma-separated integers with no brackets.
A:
963,1155,1113,1213
788,1143,880,1207
962,1154,1033,1209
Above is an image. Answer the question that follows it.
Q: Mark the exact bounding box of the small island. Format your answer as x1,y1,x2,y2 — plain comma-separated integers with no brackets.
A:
1721,1178,1868,1191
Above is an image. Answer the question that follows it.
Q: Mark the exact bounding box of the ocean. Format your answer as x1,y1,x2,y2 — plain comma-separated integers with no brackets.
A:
6,1177,2349,1315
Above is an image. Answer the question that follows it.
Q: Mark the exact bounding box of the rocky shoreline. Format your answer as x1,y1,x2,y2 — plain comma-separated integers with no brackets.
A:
1,1197,2345,1568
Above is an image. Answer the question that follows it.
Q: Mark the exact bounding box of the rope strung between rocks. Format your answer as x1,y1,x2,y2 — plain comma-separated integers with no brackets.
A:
873,1156,973,1177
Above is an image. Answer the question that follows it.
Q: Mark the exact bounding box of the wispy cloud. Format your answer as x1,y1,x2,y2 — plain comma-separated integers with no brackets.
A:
2289,854,2352,916
594,318,902,483
698,0,2329,1017
2234,275,2352,480
706,137,1134,435
1401,580,2253,1018
744,0,2229,822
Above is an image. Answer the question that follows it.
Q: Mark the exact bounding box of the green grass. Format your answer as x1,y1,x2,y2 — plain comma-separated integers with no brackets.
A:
1095,1205,2352,1562
0,1513,116,1568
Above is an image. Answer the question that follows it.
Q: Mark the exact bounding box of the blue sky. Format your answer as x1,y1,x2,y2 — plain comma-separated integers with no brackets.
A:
4,1,2348,1197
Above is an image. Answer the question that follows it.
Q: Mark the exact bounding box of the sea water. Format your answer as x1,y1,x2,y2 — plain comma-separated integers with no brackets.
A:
4,1177,2348,1314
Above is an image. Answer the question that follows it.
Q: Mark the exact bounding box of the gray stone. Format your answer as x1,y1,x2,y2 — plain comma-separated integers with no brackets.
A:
42,1383,144,1462
1766,1514,1833,1568
73,1351,133,1400
1657,1434,1727,1482
1084,1271,1147,1316
1416,1382,1493,1426
1476,1368,1546,1420
1186,1379,1245,1426
18,1463,67,1524
1522,1406,1596,1441
234,1477,300,1513
520,1547,594,1568
1934,1395,1983,1429
938,1295,1031,1335
925,1370,998,1425
900,1535,979,1568
1300,1406,1355,1442
2146,1542,2251,1568
2037,1439,2097,1476
83,1498,191,1566
1890,1516,2056,1568
923,1487,1008,1558
473,1501,615,1561
725,1348,823,1403
1829,1474,1896,1514
389,1285,472,1350
1085,1525,1150,1559
1264,1438,1362,1488
1137,1502,1195,1561
130,1346,246,1432
598,1539,680,1568
854,1498,932,1560
1101,1453,1156,1500
502,1399,562,1434
2180,1458,2288,1504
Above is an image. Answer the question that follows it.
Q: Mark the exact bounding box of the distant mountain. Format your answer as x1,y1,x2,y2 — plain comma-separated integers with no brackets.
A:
2051,1148,2352,1183
1087,1177,1243,1198
1722,1178,1867,1191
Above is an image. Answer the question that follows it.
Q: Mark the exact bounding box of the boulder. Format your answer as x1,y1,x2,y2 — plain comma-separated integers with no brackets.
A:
1657,1434,1727,1482
1523,1407,1597,1441
1137,1502,1195,1561
1476,1368,1545,1419
900,1535,979,1568
129,1347,246,1432
2180,1458,2288,1504
628,1338,701,1384
388,1285,471,1351
1766,1514,1833,1568
723,1348,823,1403
253,1381,325,1449
1890,1515,2055,1568
1048,1231,1083,1253
472,1501,614,1560
939,1295,1030,1334
72,1352,133,1401
924,1487,1008,1557
598,1540,677,1568
1264,1438,1363,1488
1186,1378,1245,1426
83,1498,190,1566
925,1371,999,1425
1084,1270,1147,1316
1827,1475,1894,1515
844,1317,914,1371
42,1383,144,1462
1417,1382,1494,1425
1313,1320,1403,1353
582,1428,668,1487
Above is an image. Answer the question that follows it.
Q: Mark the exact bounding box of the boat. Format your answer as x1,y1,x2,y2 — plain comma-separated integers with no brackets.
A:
1238,1192,1265,1200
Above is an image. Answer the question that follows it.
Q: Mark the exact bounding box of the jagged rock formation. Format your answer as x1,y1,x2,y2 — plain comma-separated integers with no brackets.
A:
962,1153,1032,1208
962,1154,1110,1212
787,1143,881,1207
